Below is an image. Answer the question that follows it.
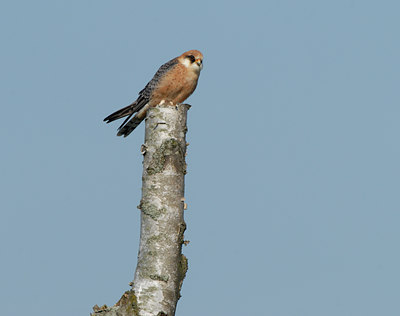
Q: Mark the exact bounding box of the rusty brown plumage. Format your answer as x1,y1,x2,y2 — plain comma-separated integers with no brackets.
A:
104,50,203,137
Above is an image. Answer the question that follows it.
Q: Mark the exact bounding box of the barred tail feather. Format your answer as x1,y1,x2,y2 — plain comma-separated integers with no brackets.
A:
117,116,144,137
103,104,135,123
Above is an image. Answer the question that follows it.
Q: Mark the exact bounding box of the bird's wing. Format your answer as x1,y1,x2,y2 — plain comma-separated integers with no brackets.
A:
104,57,179,136
138,57,179,99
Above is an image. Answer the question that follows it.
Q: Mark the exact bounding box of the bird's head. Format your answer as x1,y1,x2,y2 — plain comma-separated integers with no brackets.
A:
179,50,203,73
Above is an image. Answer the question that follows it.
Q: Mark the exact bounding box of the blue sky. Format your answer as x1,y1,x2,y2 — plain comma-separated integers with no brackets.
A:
1,1,399,315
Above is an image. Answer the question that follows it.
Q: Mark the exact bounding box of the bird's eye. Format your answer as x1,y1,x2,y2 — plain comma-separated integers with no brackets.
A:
186,55,195,63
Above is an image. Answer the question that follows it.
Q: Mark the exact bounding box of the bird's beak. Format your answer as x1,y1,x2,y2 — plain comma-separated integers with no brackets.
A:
196,59,203,69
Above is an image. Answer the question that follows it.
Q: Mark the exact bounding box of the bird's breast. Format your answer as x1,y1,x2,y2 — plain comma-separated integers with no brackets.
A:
149,65,199,105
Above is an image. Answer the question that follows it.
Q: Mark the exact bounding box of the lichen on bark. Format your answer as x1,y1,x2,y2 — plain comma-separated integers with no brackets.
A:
91,104,190,316
138,200,166,221
91,289,139,316
146,138,185,176
133,104,190,316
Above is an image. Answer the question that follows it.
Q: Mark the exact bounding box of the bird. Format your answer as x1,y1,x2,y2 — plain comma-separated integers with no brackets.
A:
104,50,203,137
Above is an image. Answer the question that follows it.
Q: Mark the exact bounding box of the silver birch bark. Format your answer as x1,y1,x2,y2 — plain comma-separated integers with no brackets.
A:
91,103,190,316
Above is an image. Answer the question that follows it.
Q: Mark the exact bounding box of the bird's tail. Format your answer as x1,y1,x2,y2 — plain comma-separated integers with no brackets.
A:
117,116,144,137
103,103,136,124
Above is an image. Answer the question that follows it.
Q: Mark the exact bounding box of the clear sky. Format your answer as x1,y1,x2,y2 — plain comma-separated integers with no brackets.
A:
1,1,399,315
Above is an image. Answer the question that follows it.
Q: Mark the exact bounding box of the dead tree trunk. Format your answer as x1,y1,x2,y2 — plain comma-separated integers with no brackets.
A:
91,104,190,316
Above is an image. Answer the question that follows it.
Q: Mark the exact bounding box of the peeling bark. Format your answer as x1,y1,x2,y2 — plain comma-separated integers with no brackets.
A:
92,104,190,316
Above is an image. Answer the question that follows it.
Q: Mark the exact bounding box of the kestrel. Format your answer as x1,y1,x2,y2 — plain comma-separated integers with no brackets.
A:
104,50,203,137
